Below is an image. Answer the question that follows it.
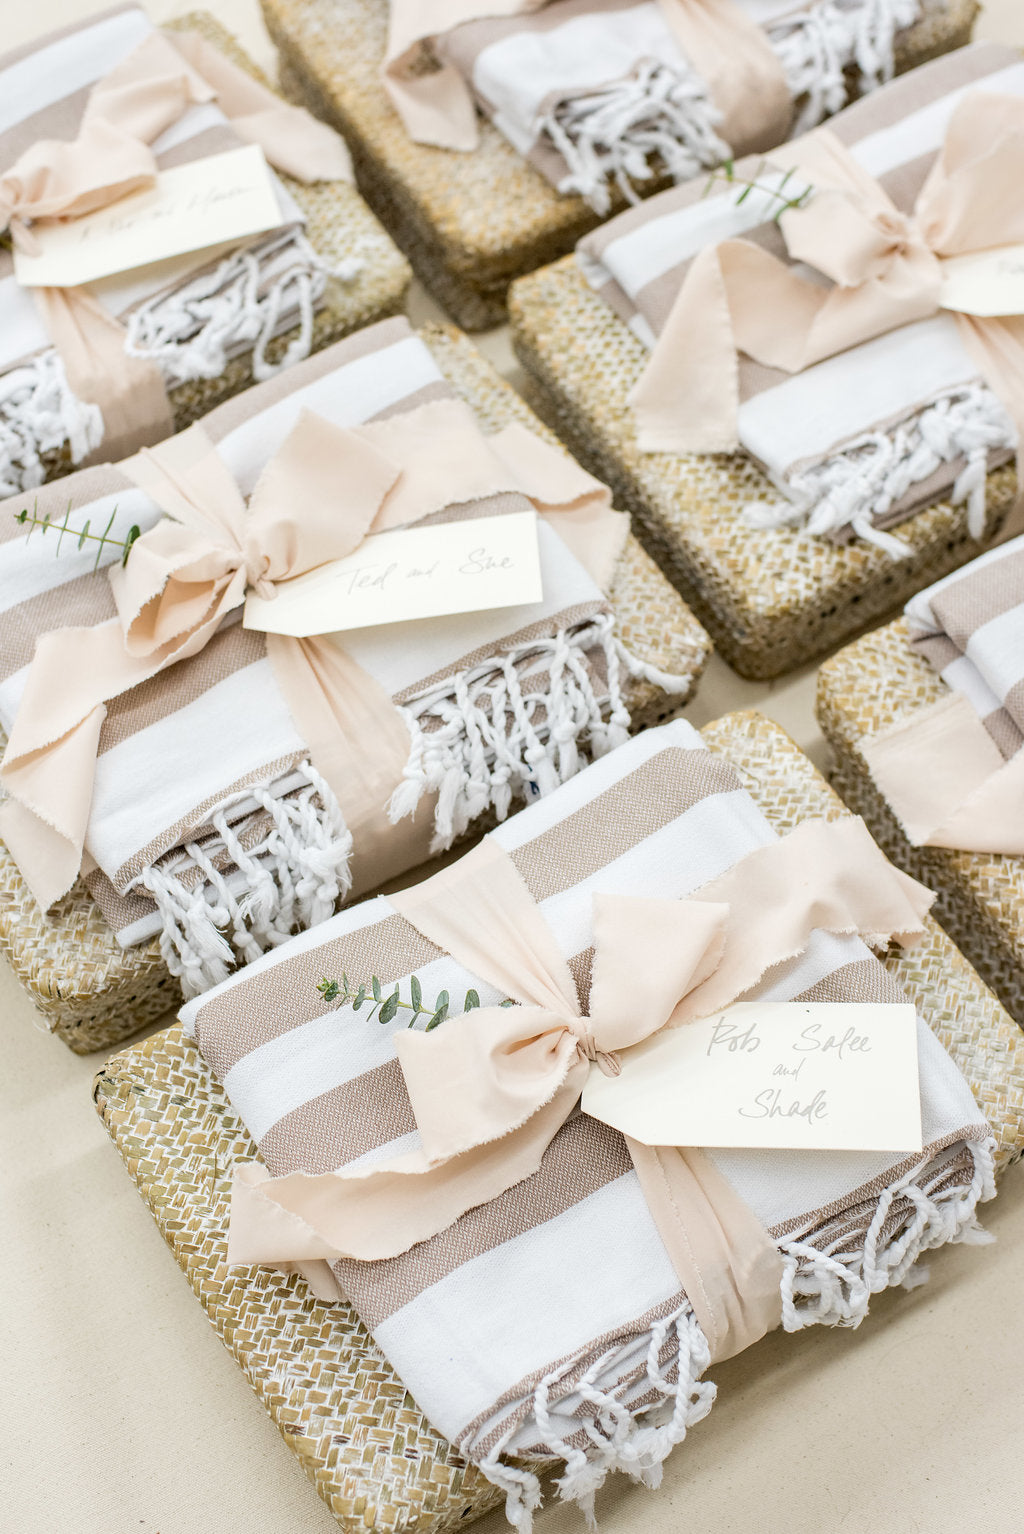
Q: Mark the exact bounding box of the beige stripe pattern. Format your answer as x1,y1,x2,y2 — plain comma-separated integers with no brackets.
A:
0,314,672,1001
905,534,1024,758
182,718,994,1518
577,42,1023,547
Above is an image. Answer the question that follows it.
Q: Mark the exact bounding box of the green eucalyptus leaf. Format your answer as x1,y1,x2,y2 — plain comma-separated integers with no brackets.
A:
464,989,480,1011
378,990,400,1025
371,975,382,1003
354,984,366,1011
410,975,422,1012
426,1002,448,1032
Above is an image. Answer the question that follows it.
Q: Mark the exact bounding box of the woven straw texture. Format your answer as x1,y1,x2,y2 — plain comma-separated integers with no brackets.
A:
508,255,1018,681
92,707,1024,1534
262,0,977,331
817,620,1024,1025
0,321,709,1055
34,12,410,485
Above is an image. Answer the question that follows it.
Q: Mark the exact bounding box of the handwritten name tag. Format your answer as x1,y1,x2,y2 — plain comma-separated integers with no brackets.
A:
14,145,284,289
243,509,544,636
582,1001,922,1153
940,245,1024,318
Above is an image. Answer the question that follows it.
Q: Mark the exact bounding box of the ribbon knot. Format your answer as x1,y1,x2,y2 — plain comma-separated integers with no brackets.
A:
572,1024,622,1077
630,90,1024,457
0,407,407,910
225,816,935,1361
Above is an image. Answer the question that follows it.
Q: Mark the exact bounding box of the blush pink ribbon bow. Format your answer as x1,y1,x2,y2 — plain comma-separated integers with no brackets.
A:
227,819,935,1362
630,91,1024,461
0,409,409,913
0,394,628,913
2,29,353,463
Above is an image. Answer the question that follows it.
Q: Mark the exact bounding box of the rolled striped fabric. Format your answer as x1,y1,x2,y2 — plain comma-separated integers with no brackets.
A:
181,717,994,1527
0,316,685,994
0,3,353,497
414,0,922,213
906,534,1024,760
578,43,1022,552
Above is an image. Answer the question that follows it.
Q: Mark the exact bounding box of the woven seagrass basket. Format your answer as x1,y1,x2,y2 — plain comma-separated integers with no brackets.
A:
817,618,1024,1025
507,254,1018,680
30,11,412,486
262,0,979,331
0,322,710,1055
93,706,1024,1534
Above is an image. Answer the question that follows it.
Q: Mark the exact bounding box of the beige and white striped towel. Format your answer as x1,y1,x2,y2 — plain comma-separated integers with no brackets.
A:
579,43,1021,552
906,534,1024,759
0,3,350,497
181,717,994,1527
429,0,922,213
0,316,683,995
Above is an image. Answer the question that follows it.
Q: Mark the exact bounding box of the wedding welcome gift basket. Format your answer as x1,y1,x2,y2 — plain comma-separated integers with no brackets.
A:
94,709,1024,1534
510,41,1022,677
262,0,976,328
0,4,410,496
0,316,708,1053
818,538,1024,1022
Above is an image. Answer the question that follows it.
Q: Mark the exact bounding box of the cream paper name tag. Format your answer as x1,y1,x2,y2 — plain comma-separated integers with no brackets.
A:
14,145,283,289
940,245,1024,318
243,509,544,637
582,1001,922,1153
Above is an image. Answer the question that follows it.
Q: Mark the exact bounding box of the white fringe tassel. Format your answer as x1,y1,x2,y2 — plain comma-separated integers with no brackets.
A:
0,351,103,496
539,62,729,216
139,763,353,998
742,384,1017,557
125,228,361,387
773,0,922,134
388,613,691,854
466,1134,995,1532
536,0,920,213
0,230,362,497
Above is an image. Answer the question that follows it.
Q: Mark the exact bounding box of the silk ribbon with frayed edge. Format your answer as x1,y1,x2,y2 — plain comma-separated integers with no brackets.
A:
0,395,627,911
629,90,1024,483
861,689,1024,854
227,816,935,1364
383,0,789,157
1,28,353,462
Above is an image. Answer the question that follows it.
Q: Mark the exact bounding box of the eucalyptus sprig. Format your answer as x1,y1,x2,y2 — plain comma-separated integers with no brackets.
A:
317,973,514,1030
703,159,813,223
15,500,141,571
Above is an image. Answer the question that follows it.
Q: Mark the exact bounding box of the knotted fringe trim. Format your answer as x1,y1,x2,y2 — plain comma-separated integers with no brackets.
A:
773,0,922,136
125,228,363,388
138,762,353,997
538,62,729,216
464,1134,994,1531
388,612,691,855
779,1135,996,1331
742,384,1017,557
0,232,363,497
0,350,103,497
535,0,919,214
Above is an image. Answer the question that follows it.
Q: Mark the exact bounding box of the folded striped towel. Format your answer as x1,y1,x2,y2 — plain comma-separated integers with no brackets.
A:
0,316,681,995
579,44,1021,552
420,0,922,213
0,3,353,497
181,717,994,1527
907,535,1024,760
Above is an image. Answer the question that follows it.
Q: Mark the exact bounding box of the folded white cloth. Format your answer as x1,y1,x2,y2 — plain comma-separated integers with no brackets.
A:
0,4,348,495
0,317,683,994
579,44,1021,552
182,718,994,1529
435,0,922,212
906,534,1024,759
